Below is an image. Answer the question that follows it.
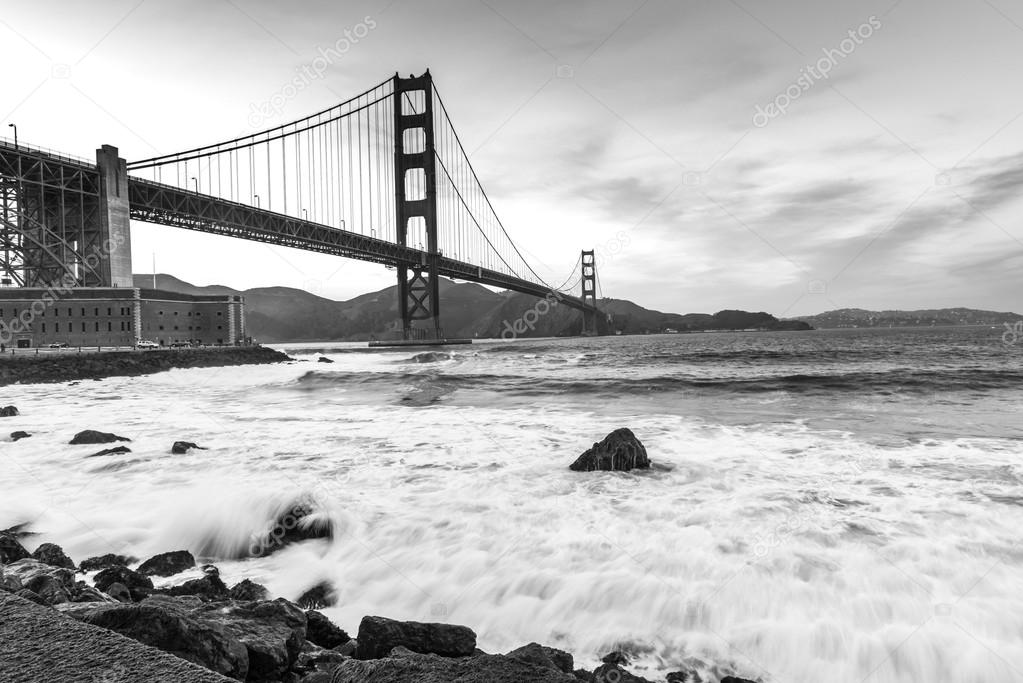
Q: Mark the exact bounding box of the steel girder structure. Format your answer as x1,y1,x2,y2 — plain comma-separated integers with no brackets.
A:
0,143,105,287
127,177,595,313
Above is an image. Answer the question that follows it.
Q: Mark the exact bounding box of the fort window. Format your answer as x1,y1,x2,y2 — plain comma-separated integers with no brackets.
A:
41,323,46,333
107,308,112,316
81,322,85,332
94,308,99,316
55,322,59,333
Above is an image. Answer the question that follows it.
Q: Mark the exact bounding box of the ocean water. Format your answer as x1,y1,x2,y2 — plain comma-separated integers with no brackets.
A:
3,327,1023,682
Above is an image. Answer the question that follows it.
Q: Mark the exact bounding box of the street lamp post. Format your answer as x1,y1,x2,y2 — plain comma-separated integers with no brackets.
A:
191,176,198,193
302,209,308,220
254,194,260,208
7,123,17,148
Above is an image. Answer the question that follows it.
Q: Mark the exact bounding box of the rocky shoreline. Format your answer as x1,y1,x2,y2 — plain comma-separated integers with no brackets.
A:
0,533,756,683
0,346,290,386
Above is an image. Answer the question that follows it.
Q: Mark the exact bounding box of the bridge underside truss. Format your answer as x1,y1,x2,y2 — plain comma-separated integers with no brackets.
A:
0,148,105,288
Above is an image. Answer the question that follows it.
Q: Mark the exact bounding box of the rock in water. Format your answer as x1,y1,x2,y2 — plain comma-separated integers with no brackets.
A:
79,553,137,572
10,431,30,441
31,543,75,569
0,532,31,564
0,405,18,417
137,550,196,577
335,647,579,682
93,566,153,602
355,615,476,660
569,428,650,472
306,609,350,649
228,579,269,602
70,430,131,445
87,446,132,457
317,356,334,363
296,581,337,609
171,441,206,454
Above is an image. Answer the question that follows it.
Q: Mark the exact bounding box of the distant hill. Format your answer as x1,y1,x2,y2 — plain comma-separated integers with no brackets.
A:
134,274,810,341
794,307,1022,329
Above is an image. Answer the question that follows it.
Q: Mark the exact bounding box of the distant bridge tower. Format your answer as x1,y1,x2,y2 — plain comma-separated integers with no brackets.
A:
581,249,597,336
393,71,441,340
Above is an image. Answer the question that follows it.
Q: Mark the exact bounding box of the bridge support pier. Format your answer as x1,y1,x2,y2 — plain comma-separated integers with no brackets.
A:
393,71,441,341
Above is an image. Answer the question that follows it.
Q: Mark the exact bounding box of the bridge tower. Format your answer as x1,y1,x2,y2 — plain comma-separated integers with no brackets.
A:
392,71,441,341
581,249,597,336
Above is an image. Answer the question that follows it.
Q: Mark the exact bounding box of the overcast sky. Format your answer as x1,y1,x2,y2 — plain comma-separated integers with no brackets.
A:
3,0,1022,315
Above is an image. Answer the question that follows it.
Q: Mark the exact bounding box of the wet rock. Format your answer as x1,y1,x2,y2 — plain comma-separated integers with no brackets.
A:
69,581,115,603
297,581,337,609
569,428,650,472
0,569,23,592
79,553,136,572
355,615,476,660
251,497,334,557
2,559,75,605
0,405,18,417
721,677,757,683
506,642,574,674
160,565,228,602
59,595,249,679
306,609,350,649
10,431,30,441
193,597,307,681
0,531,31,563
667,671,702,683
86,445,132,457
171,441,207,454
295,644,347,677
69,429,131,445
592,662,657,683
106,582,132,602
137,549,196,577
93,565,153,601
228,578,269,601
317,356,334,363
335,646,579,682
31,542,75,569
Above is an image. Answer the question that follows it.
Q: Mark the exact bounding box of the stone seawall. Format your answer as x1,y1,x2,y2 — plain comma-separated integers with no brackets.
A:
0,346,290,386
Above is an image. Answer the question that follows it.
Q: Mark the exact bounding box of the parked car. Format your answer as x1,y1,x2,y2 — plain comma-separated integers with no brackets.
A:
48,342,69,349
137,340,159,349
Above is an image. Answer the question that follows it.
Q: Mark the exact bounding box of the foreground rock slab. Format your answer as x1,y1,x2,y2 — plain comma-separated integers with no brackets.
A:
0,592,233,683
569,427,651,472
333,646,579,682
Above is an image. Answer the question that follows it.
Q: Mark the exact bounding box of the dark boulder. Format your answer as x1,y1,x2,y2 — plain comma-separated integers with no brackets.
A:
15,588,47,605
335,646,579,682
193,597,307,681
721,678,757,683
137,549,196,577
569,428,650,472
317,356,334,363
506,642,574,674
228,578,269,601
172,441,207,454
297,581,337,609
106,582,132,602
0,405,18,417
87,445,132,457
355,615,476,660
592,663,657,683
306,609,350,649
70,581,115,603
58,595,249,679
0,531,31,563
0,569,23,592
79,553,137,572
10,431,30,440
93,565,153,601
31,542,75,569
69,429,131,445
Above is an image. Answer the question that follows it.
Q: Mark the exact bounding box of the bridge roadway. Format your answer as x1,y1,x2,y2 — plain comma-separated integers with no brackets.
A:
0,141,591,312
